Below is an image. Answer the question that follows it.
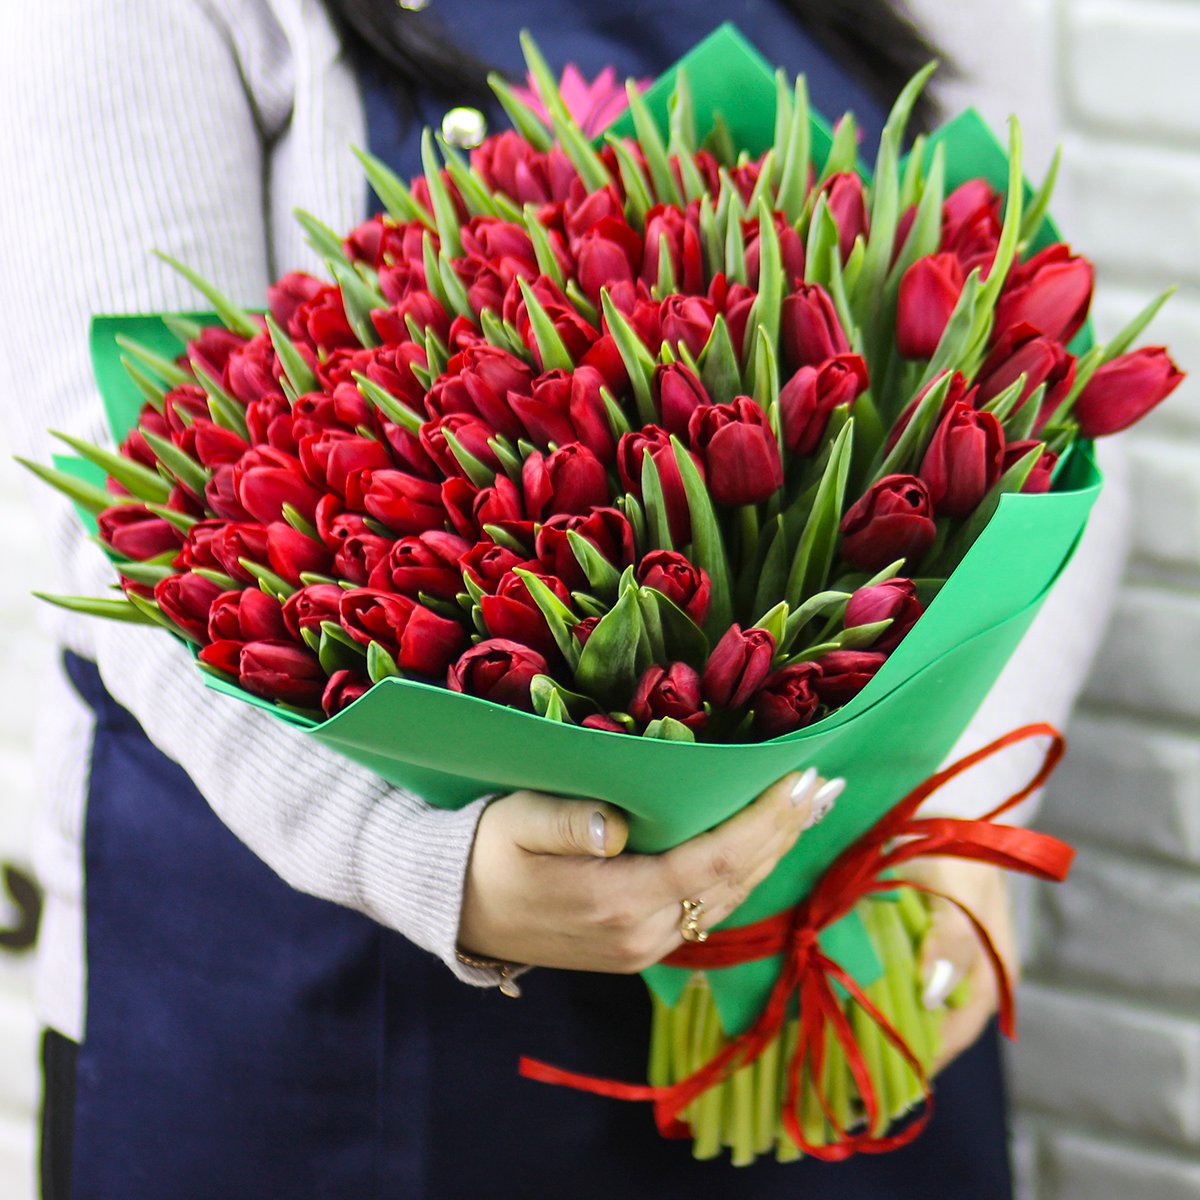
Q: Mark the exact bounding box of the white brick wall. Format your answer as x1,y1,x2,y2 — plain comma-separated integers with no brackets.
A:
986,0,1200,1195
0,448,51,1200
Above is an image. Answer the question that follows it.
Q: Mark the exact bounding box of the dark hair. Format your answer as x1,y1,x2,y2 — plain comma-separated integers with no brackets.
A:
326,0,947,132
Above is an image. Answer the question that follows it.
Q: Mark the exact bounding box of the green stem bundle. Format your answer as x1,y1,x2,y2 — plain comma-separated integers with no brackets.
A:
647,891,944,1164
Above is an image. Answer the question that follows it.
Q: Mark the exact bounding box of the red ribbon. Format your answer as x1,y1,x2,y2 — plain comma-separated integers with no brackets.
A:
519,723,1073,1159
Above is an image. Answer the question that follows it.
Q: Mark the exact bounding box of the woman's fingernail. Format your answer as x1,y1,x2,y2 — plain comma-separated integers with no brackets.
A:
922,958,961,1011
590,811,607,854
789,767,819,807
806,778,845,828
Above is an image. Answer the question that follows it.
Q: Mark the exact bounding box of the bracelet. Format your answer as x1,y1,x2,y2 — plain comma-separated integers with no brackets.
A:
455,949,525,998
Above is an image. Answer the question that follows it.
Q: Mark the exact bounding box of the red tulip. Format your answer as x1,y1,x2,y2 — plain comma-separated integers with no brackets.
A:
821,172,869,262
659,295,717,358
234,446,325,525
239,640,327,708
282,584,346,641
154,572,225,642
976,323,1076,415
617,426,699,547
448,639,549,710
636,551,711,625
840,475,938,572
1073,347,1184,437
919,402,1006,518
995,243,1094,344
368,531,472,599
522,443,610,519
265,522,333,586
703,625,777,709
208,588,289,644
654,363,711,438
781,284,851,371
844,578,924,652
97,506,183,561
535,508,634,589
779,355,869,456
322,670,372,717
753,663,823,737
813,650,888,707
687,397,783,506
896,254,964,359
642,204,704,295
351,469,446,536
630,662,707,730
208,522,270,584
479,570,573,658
1004,440,1058,494
339,589,467,678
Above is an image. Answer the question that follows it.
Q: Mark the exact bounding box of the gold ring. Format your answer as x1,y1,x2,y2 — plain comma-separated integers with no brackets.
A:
680,897,709,943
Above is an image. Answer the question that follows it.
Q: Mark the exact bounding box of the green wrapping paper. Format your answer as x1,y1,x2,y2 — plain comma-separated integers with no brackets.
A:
70,24,1104,1039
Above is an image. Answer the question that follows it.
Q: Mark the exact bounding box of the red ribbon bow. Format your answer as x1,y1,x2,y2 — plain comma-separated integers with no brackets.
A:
519,723,1073,1159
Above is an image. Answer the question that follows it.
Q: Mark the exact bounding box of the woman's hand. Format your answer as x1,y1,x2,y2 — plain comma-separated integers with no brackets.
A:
457,770,845,974
903,858,1018,1074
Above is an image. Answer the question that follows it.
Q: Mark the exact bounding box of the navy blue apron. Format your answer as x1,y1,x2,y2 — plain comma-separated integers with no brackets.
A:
65,7,1014,1197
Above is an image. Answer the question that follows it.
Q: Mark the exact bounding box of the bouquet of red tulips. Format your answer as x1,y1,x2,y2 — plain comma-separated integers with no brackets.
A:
29,25,1181,1164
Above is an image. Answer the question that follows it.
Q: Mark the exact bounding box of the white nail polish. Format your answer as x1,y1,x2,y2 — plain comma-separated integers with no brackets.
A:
789,767,819,807
922,957,961,1011
590,811,607,854
806,778,845,828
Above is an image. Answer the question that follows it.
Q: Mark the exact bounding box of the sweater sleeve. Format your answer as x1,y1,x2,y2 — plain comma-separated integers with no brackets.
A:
0,0,500,986
920,439,1132,821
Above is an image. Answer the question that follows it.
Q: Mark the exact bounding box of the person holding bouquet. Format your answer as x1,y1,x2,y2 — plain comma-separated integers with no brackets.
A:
0,1,1128,1197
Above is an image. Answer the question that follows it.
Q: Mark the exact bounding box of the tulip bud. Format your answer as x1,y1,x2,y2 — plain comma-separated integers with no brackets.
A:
617,426,699,547
994,243,1094,344
813,650,887,707
1004,440,1058,495
642,204,704,295
636,551,711,625
266,522,333,586
208,588,289,644
353,469,446,536
976,323,1075,416
779,355,869,456
322,670,372,717
702,625,777,709
840,475,938,572
522,443,610,520
154,572,225,642
239,640,327,708
654,363,711,438
535,508,634,589
447,639,549,710
630,662,707,730
821,172,869,262
97,506,183,561
781,284,851,371
752,663,823,737
687,397,783,506
660,295,717,358
234,446,325,525
844,578,924,652
368,530,472,599
282,584,346,641
1073,347,1184,438
339,589,467,678
479,570,574,658
896,254,964,359
919,402,1005,518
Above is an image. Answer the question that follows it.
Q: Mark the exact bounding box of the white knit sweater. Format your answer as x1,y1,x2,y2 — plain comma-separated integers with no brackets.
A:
0,0,1127,1043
